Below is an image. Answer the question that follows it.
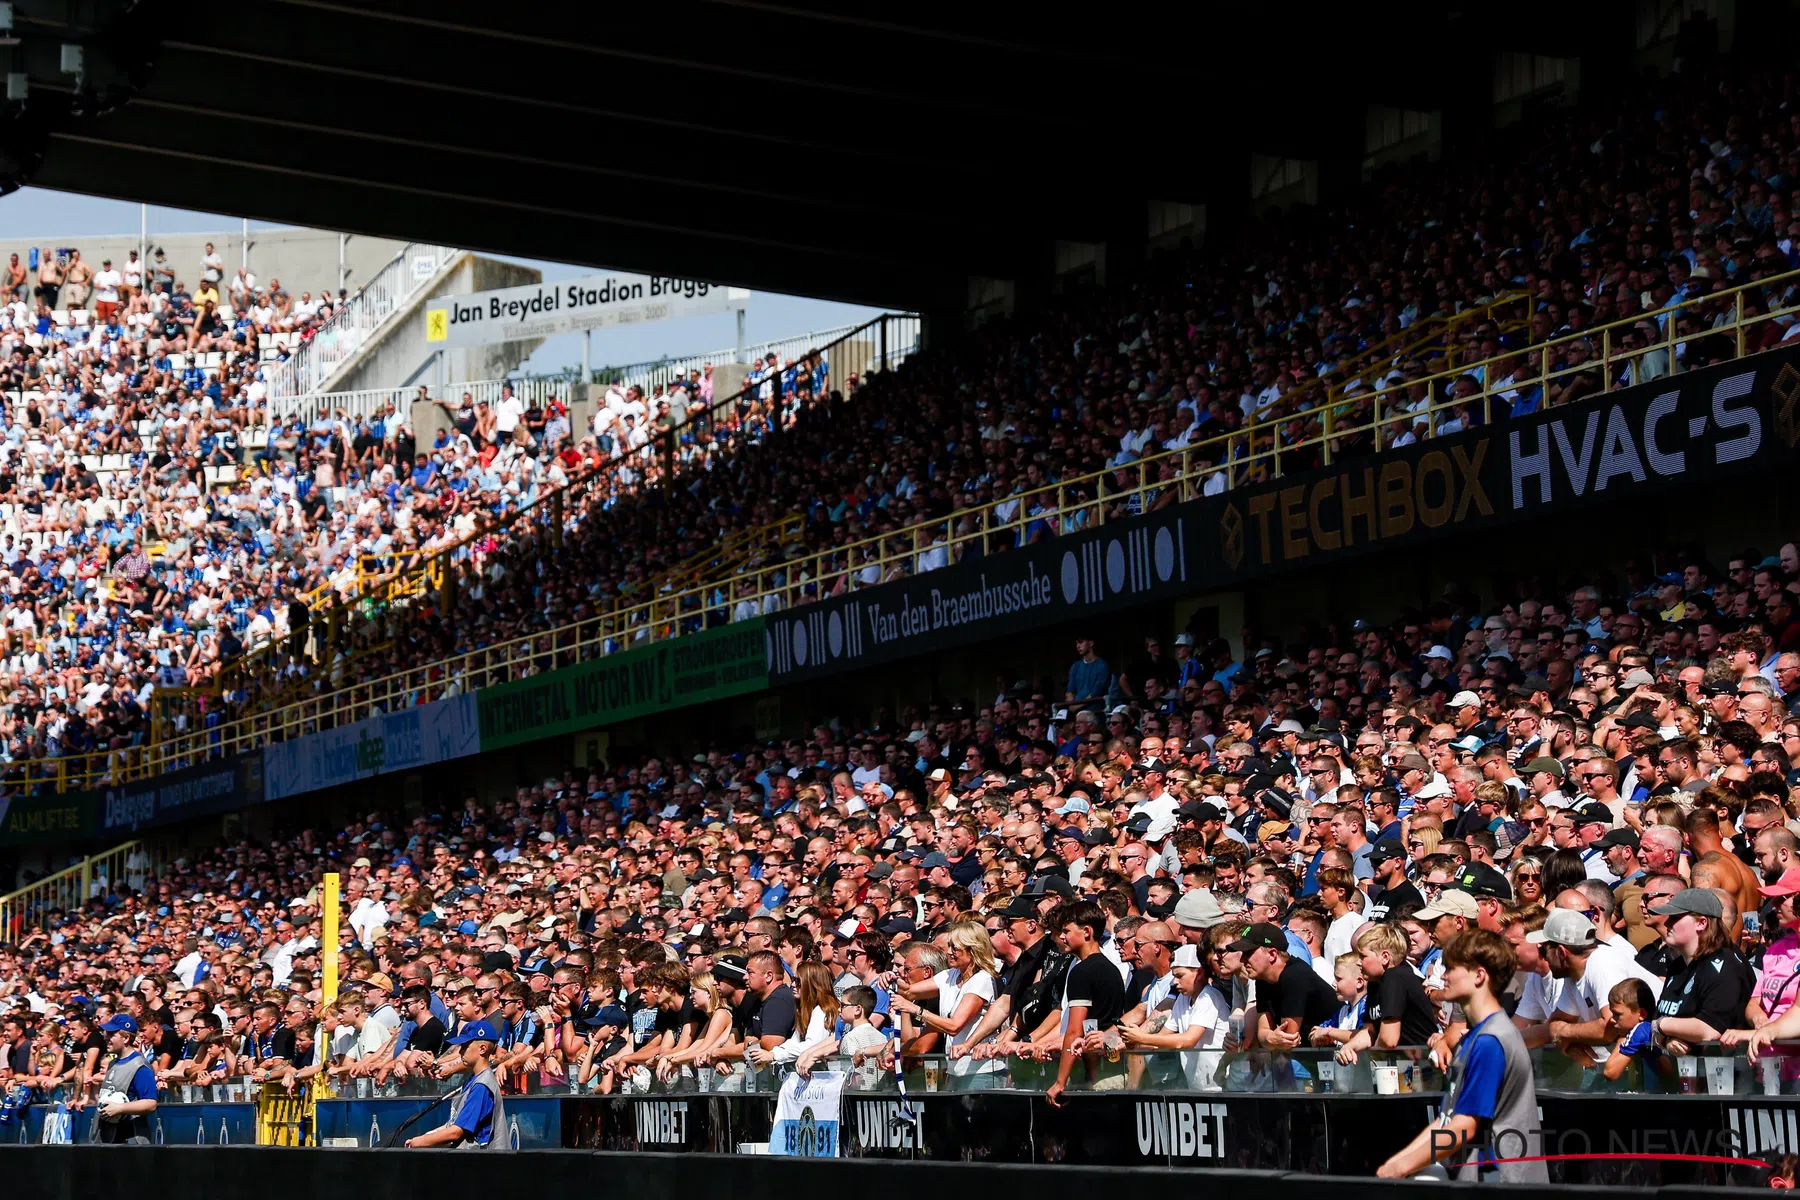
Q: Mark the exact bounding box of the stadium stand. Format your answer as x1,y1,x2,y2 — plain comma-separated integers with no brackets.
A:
10,56,1800,1159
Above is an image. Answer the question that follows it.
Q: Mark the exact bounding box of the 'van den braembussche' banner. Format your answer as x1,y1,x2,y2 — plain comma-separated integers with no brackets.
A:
0,751,264,846
765,345,1800,684
425,273,749,350
478,619,768,752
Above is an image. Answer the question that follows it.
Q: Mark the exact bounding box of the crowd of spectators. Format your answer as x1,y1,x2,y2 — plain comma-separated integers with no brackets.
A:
9,538,1800,1126
4,63,1800,792
181,61,1800,769
16,55,1800,1131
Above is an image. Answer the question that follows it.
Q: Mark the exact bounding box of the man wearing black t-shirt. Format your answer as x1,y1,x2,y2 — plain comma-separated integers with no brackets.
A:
1237,922,1340,1046
1367,841,1423,921
1046,901,1125,1106
744,950,796,1066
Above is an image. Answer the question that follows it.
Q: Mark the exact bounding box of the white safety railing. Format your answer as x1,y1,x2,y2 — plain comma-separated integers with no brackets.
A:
275,378,575,429
594,319,905,394
270,315,922,429
265,243,462,401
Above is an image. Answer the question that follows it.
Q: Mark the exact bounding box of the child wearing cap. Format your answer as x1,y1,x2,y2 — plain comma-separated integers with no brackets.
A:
1120,943,1230,1091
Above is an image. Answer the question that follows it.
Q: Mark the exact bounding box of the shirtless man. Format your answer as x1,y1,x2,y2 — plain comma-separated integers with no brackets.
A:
1686,807,1759,938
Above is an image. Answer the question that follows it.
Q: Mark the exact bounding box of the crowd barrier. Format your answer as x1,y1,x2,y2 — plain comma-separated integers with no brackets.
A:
14,1083,1800,1185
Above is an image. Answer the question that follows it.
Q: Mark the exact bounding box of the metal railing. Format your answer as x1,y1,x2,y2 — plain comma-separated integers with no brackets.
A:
15,270,1800,792
189,312,917,734
0,840,160,936
258,1044,1787,1099
266,318,917,430
265,243,463,400
592,318,899,395
270,376,568,430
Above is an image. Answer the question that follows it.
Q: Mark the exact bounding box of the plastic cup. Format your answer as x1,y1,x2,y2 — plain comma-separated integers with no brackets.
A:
1763,1057,1781,1097
1678,1056,1699,1094
922,1062,942,1092
1373,1065,1400,1095
1317,1062,1335,1093
1706,1056,1735,1096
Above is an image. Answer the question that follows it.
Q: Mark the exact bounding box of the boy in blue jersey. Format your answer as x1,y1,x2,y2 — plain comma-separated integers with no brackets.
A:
1378,929,1546,1182
1602,977,1671,1084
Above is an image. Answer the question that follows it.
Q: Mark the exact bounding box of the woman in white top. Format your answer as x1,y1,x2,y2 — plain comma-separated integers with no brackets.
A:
768,961,840,1067
891,923,1004,1088
1121,944,1231,1091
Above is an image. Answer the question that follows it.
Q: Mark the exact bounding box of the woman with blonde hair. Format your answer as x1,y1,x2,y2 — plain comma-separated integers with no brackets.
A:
890,921,1003,1088
1406,826,1441,867
659,970,735,1083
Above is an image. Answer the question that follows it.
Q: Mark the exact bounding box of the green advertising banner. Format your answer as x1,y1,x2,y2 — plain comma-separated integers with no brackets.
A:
477,618,768,751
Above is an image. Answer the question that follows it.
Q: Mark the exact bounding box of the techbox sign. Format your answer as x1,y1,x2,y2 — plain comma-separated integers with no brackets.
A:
764,345,1800,686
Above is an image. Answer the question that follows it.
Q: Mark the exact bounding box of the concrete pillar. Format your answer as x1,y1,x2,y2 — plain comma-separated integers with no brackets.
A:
567,396,597,445
410,399,452,449
709,362,752,410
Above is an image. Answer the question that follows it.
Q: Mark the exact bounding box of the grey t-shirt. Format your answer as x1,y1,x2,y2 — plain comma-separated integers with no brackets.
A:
1444,1009,1547,1183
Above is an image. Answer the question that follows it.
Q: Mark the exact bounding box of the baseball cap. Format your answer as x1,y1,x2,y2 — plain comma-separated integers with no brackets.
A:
1594,827,1640,850
875,913,917,935
1523,757,1565,778
1762,867,1800,899
1568,802,1612,826
710,958,748,987
1618,711,1661,732
1453,863,1513,900
920,852,950,870
1170,944,1203,969
1368,839,1406,868
1526,909,1597,948
999,894,1044,919
1422,645,1454,661
1225,922,1288,954
1413,777,1452,801
1257,819,1297,843
1649,888,1725,919
1447,690,1482,709
1172,889,1227,929
1054,797,1091,814
446,1020,501,1046
100,1015,138,1034
1415,889,1480,921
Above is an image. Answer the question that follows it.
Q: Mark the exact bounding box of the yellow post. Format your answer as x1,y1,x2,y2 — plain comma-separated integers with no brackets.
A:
321,872,340,1004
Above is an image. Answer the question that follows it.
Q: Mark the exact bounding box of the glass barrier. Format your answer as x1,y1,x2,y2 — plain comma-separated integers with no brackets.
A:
151,1043,1800,1104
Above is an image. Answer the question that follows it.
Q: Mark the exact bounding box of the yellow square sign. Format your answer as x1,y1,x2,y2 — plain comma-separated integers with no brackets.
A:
425,308,449,342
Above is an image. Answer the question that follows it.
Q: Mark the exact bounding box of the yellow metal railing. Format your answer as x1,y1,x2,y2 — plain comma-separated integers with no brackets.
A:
1277,290,1531,419
0,840,159,936
208,314,916,717
256,1079,318,1145
11,272,1800,790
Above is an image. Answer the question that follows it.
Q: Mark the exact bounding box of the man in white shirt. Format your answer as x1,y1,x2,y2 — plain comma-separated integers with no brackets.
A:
92,260,123,323
493,386,523,444
1554,884,1660,1004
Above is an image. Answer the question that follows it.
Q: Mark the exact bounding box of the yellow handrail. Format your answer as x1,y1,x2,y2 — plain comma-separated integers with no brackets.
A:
1277,290,1530,420
0,840,158,936
213,314,911,705
13,270,1800,791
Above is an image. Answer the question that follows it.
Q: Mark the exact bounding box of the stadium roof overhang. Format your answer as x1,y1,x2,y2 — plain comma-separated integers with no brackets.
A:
2,0,1629,310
